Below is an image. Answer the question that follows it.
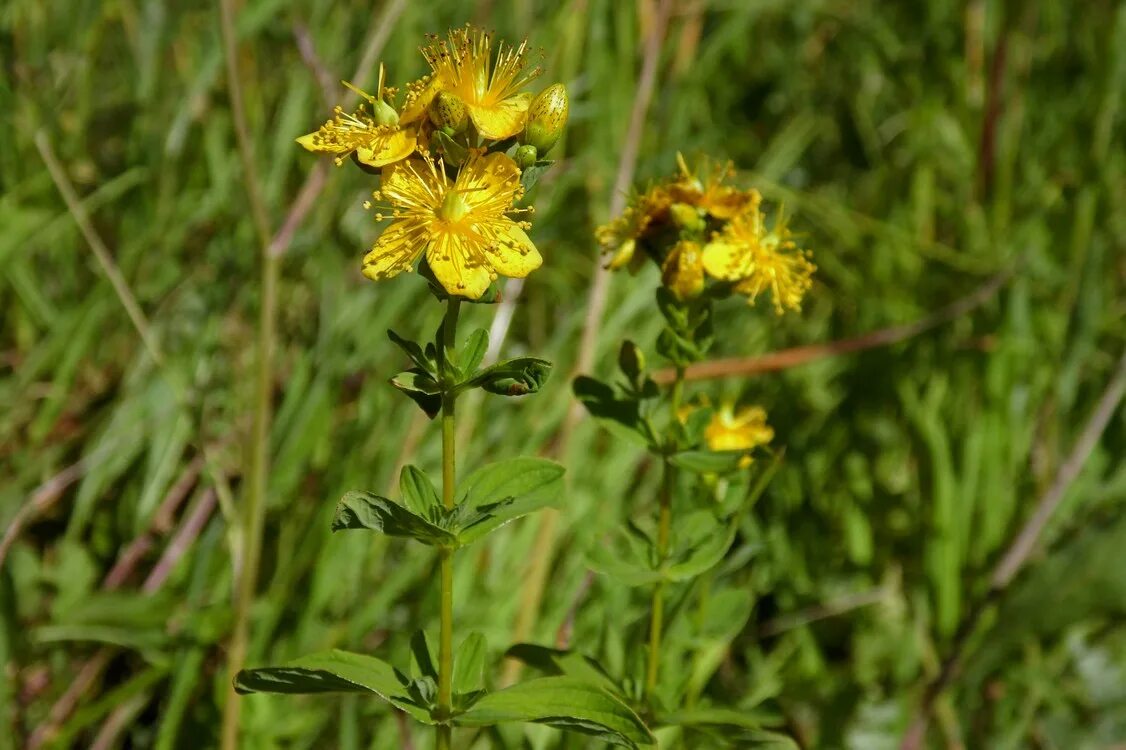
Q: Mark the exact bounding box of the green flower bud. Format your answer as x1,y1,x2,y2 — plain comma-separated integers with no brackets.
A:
428,91,469,135
522,83,569,154
670,202,705,233
514,144,538,170
371,98,400,128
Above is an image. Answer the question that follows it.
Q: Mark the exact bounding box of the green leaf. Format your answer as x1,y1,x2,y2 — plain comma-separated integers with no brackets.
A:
618,340,646,383
409,631,437,681
387,329,434,373
504,644,620,694
586,531,662,587
462,356,552,396
455,677,654,747
235,650,433,723
455,457,564,544
399,465,440,516
333,490,457,547
665,515,737,581
573,376,651,446
389,369,442,419
519,159,554,192
657,709,796,748
453,632,487,697
460,328,489,375
669,450,746,475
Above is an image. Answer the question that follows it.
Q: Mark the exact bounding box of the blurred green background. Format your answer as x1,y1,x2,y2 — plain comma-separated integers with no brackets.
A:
3,0,1126,747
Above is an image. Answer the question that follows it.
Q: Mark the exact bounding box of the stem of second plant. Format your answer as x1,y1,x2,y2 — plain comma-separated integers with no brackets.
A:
645,366,686,700
437,298,461,750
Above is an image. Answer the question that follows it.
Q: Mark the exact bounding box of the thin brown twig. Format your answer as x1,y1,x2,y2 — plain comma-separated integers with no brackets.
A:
0,458,88,567
654,268,1013,384
504,0,674,685
900,348,1126,750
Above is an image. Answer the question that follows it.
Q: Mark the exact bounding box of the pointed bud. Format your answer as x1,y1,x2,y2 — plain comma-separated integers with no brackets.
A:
670,202,705,233
428,91,469,135
371,98,400,127
523,83,569,154
514,144,538,170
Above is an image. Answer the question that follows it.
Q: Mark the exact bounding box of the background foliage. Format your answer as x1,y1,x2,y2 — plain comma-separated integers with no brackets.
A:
2,0,1125,747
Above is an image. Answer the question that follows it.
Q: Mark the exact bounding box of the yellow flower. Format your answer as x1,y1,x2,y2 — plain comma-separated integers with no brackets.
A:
363,152,540,299
401,26,541,140
297,66,417,168
661,240,705,300
704,404,774,456
669,153,757,220
702,204,815,314
596,184,673,267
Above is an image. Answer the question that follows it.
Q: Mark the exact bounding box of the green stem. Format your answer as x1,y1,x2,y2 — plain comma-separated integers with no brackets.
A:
437,298,461,750
645,366,686,700
217,0,276,744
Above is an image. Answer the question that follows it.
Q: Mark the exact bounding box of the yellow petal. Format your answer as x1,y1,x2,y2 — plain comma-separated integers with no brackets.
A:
426,233,493,299
362,220,426,281
485,222,542,278
701,240,753,281
467,92,531,140
400,76,442,126
606,239,636,270
356,128,418,168
295,132,322,152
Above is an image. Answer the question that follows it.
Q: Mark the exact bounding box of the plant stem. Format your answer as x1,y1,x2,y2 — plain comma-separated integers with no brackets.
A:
645,366,686,700
218,0,275,745
437,298,461,750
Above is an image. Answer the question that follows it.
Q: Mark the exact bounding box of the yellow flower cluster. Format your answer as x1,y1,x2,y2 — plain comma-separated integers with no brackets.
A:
297,26,569,300
597,154,815,314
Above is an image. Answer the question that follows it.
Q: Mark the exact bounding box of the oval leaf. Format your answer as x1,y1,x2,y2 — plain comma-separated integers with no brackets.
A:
454,676,654,747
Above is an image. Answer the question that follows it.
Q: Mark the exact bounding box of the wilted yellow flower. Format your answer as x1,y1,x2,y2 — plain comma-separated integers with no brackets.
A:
661,240,705,300
705,404,773,455
401,26,541,141
596,184,673,266
363,152,539,299
669,153,757,220
297,67,417,168
703,204,815,314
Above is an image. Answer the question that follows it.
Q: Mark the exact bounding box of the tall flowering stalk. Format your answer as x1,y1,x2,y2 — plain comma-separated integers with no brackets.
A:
235,26,653,749
513,154,814,743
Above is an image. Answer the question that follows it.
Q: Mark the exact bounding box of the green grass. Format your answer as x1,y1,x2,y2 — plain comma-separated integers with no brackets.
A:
2,0,1125,747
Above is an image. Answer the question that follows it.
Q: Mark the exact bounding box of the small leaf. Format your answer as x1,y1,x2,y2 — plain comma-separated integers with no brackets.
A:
235,650,432,723
409,631,438,681
669,450,746,475
657,709,796,747
618,341,646,383
389,369,442,419
573,376,651,447
455,676,654,747
460,328,490,375
504,644,619,694
387,330,434,373
333,490,457,547
399,465,440,516
455,457,564,544
665,518,737,582
586,537,662,587
462,356,552,396
453,632,487,697
519,159,554,193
